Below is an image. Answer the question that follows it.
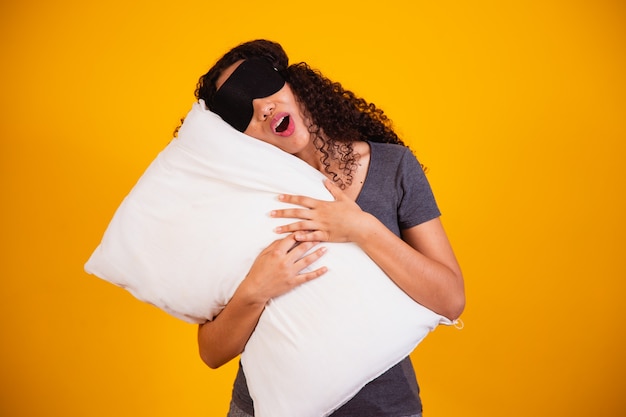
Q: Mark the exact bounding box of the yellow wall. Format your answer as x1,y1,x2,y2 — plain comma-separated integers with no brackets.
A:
1,1,624,416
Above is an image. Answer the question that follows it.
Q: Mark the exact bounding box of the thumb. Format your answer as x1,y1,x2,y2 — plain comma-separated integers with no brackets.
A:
323,178,344,201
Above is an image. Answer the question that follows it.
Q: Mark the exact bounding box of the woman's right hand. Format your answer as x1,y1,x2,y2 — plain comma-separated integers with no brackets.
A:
198,234,327,369
238,234,328,305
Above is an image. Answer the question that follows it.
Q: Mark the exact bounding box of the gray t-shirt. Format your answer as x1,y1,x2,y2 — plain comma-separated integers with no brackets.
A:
232,141,441,416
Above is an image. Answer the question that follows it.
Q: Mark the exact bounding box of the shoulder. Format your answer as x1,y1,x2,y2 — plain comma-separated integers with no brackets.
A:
367,142,421,171
368,141,416,161
368,141,410,155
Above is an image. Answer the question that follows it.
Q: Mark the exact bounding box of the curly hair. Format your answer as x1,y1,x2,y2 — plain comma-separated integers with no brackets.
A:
284,62,405,188
191,40,409,188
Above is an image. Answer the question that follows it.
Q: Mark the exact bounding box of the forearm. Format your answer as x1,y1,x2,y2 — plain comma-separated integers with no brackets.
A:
271,181,465,320
197,285,266,369
354,214,465,320
197,235,328,369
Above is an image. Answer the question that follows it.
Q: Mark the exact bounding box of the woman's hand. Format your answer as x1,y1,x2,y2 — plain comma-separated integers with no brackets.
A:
238,234,328,305
272,180,464,321
271,179,370,243
198,233,327,369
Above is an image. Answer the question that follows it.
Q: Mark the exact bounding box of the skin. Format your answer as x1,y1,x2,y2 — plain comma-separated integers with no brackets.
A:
198,62,465,369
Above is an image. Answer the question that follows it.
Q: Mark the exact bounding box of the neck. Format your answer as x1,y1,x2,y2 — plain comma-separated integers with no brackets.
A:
294,142,324,172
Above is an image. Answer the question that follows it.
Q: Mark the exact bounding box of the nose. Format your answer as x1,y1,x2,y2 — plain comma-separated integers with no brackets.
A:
253,97,275,121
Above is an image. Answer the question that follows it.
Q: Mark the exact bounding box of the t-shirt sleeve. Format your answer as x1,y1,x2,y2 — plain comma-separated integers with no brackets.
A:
397,148,441,229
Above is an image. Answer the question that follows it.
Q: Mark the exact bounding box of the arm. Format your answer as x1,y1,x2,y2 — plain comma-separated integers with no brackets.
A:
198,234,328,369
272,180,465,321
355,214,464,320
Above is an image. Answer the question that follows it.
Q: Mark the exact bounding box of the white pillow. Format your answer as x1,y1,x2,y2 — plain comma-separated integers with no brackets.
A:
85,101,451,417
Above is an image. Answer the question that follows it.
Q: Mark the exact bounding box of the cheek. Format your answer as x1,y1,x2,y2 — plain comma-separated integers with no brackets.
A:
242,124,266,141
295,123,312,144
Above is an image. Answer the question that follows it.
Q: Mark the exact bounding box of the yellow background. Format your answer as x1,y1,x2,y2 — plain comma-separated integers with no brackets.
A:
1,0,624,416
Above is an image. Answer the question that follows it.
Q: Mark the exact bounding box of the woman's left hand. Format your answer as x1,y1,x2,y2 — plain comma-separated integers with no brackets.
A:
271,179,369,243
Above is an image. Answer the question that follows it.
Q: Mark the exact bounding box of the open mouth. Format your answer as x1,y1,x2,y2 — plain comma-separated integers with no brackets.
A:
275,115,290,133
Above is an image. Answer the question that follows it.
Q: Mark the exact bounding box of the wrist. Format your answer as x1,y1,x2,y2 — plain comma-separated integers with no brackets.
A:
352,212,379,245
234,278,270,308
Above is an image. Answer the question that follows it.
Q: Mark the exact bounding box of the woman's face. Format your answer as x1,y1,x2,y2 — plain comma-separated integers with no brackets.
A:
215,60,313,157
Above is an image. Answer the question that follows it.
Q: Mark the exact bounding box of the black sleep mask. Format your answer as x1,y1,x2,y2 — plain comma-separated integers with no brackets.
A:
212,58,286,132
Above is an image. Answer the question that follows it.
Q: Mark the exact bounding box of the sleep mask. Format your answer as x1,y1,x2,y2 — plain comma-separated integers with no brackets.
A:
212,58,286,132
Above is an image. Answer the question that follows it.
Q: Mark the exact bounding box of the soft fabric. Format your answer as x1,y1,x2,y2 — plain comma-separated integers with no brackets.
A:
84,101,451,417
235,356,422,417
232,141,442,417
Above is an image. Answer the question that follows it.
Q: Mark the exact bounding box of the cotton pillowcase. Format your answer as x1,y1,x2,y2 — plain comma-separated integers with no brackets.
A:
85,101,452,417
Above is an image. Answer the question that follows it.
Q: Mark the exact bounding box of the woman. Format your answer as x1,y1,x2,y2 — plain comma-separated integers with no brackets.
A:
196,40,465,417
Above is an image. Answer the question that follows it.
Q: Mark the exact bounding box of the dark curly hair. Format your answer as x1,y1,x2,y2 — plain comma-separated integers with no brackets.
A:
193,39,408,188
284,62,404,188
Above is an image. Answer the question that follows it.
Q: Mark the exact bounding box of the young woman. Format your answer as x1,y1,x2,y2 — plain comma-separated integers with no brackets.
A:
195,39,465,417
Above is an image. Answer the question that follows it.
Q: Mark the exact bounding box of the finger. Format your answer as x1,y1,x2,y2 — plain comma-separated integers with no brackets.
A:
286,239,318,257
274,221,316,234
295,246,327,270
278,193,318,208
270,233,300,252
297,265,328,283
270,208,313,220
323,179,344,201
294,230,328,242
